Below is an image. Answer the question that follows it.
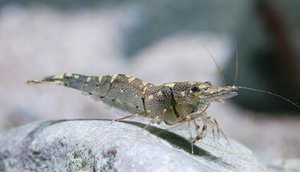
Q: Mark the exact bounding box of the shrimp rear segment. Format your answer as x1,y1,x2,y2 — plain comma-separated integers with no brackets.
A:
27,73,156,115
27,73,89,89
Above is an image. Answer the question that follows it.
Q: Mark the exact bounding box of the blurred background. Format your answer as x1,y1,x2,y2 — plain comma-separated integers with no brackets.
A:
0,0,300,165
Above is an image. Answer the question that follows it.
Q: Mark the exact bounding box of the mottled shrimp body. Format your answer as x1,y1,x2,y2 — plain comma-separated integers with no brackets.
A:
28,73,238,125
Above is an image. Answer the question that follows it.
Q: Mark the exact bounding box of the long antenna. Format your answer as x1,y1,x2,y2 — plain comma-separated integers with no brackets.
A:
238,86,300,109
200,44,227,86
225,15,299,109
228,16,239,86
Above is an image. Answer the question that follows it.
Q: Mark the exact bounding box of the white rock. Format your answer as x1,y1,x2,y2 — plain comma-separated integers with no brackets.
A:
0,120,265,172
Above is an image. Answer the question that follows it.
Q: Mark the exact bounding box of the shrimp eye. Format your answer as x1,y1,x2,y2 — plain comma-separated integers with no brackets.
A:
204,81,212,86
191,85,200,92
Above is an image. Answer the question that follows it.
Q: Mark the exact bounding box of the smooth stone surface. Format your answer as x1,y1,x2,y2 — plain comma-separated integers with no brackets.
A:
0,120,265,172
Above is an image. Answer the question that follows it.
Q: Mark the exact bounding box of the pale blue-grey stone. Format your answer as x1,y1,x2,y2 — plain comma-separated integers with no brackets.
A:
0,120,265,172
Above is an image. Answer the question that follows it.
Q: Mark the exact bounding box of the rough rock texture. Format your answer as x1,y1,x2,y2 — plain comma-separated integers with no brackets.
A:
0,120,265,172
